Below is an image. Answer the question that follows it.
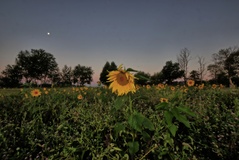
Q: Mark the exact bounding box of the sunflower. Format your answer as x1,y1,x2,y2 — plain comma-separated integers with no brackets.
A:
170,86,175,91
77,94,83,100
212,84,217,89
31,89,41,97
160,98,168,103
219,84,224,89
157,83,165,89
107,64,136,96
97,81,101,86
187,80,195,87
198,84,204,90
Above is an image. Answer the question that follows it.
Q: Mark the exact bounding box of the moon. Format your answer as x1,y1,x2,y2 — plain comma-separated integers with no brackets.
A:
47,32,50,35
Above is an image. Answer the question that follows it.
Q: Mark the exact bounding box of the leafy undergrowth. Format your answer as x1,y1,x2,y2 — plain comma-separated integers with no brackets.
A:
0,85,239,159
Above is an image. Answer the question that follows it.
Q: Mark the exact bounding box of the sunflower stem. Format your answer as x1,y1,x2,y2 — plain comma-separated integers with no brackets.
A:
129,95,133,114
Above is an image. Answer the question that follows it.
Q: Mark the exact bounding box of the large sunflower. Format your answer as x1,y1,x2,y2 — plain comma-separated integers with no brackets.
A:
107,65,136,96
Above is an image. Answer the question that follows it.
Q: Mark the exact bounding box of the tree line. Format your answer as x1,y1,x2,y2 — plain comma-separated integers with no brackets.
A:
1,46,239,88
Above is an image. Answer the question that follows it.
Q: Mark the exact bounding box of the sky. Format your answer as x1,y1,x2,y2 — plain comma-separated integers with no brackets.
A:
1,0,239,85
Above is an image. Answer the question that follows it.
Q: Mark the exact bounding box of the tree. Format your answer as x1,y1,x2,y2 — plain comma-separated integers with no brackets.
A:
60,65,73,85
15,49,58,83
207,64,221,80
150,72,164,85
189,70,200,81
210,47,239,87
0,65,22,87
134,71,151,85
73,64,94,86
161,61,184,84
48,67,61,86
99,61,117,86
177,48,191,83
197,56,207,83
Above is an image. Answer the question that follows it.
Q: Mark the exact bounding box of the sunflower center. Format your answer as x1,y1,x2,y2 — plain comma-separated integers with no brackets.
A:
116,72,128,86
34,91,38,94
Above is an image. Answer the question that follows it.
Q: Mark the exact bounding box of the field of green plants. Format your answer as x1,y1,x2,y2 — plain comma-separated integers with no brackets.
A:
0,84,239,160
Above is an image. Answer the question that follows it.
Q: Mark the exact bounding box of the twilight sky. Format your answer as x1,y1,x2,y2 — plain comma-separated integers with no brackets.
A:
1,0,239,85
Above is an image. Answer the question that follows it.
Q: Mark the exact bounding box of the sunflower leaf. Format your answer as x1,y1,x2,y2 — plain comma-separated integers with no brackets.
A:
135,74,150,81
128,141,139,155
168,124,178,137
114,97,126,110
177,106,196,117
126,68,138,72
171,108,191,128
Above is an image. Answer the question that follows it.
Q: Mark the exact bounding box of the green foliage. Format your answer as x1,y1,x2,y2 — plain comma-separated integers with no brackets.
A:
0,86,239,159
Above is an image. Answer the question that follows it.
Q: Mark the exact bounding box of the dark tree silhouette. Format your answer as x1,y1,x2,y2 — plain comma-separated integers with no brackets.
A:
189,70,200,81
0,65,22,87
15,49,58,83
99,61,117,86
73,64,94,86
134,71,151,85
150,72,164,85
177,48,191,83
161,61,184,84
60,65,73,86
209,47,239,87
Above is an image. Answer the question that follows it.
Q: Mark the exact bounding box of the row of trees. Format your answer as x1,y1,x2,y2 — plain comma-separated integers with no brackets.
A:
99,47,239,87
0,49,93,87
1,46,239,88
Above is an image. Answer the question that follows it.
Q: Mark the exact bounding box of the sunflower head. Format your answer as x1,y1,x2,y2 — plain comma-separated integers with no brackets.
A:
107,64,136,96
31,89,41,97
160,98,168,103
77,94,83,100
212,84,217,89
170,86,175,91
187,80,195,87
198,83,204,90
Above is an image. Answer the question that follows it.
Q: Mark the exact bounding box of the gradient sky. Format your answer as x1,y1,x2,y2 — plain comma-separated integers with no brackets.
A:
1,0,239,85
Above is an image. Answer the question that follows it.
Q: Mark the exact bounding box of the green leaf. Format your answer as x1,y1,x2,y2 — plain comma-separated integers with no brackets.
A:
155,102,168,110
177,106,196,117
142,117,155,131
128,112,144,132
114,97,126,110
142,131,151,141
164,111,173,126
168,124,178,137
135,74,150,81
114,123,126,137
128,141,139,155
126,68,138,72
171,108,190,128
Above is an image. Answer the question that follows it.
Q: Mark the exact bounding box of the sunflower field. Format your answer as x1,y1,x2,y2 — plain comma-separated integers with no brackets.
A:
0,82,239,160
